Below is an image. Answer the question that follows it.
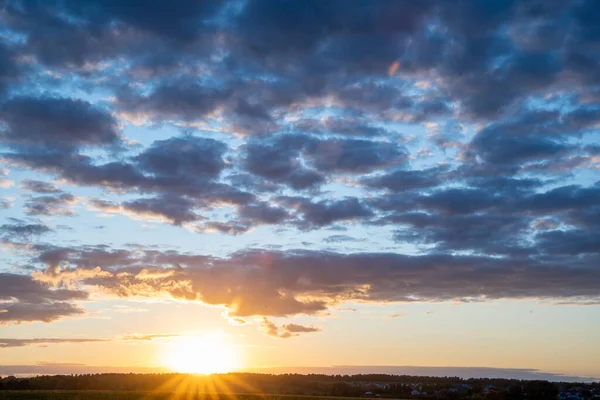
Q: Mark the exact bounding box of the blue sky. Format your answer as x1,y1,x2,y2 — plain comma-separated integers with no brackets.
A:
0,0,600,381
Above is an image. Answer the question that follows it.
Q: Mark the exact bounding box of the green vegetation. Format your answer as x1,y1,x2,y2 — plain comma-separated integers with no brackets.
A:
0,392,364,400
0,374,598,400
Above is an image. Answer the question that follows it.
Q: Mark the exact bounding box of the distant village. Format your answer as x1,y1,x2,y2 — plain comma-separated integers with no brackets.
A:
352,379,600,399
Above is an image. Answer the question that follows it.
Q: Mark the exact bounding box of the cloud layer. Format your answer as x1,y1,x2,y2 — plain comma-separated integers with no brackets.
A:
0,0,599,335
20,244,600,321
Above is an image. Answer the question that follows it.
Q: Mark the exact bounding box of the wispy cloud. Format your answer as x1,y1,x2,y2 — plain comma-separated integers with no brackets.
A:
382,313,405,321
261,318,321,339
0,338,107,348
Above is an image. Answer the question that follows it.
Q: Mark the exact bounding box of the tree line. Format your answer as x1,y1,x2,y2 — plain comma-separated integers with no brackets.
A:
0,373,598,400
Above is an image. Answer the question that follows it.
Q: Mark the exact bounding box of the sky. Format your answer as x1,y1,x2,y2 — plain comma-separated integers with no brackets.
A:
0,0,599,382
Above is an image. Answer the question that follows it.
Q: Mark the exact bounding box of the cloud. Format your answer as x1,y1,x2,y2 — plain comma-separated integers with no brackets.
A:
124,196,202,225
198,221,251,235
2,0,223,69
27,245,600,323
0,42,24,96
120,333,182,342
552,300,600,306
233,0,429,77
238,202,290,225
0,333,187,349
382,313,405,321
392,212,529,256
6,134,255,227
282,323,321,334
135,136,227,179
24,192,78,216
362,166,448,192
535,229,600,255
466,127,574,168
242,135,325,190
303,138,408,174
0,338,106,348
278,196,373,229
118,83,233,124
242,134,407,190
0,273,87,325
0,220,53,241
0,96,120,150
0,169,14,188
261,318,321,338
20,179,61,193
1,0,600,339
88,195,208,226
3,0,599,122
0,364,167,376
323,235,365,243
294,117,392,137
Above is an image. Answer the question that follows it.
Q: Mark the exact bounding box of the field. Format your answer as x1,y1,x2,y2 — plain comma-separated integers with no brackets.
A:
0,392,373,400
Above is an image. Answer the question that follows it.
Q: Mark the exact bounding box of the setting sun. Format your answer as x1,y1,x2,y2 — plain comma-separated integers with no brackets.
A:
164,335,240,375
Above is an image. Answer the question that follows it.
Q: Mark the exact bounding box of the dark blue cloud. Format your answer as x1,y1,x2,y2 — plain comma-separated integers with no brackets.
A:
243,134,407,191
278,196,373,229
362,167,447,192
238,202,290,225
294,118,392,137
135,136,227,179
23,192,78,217
117,83,233,122
303,138,407,173
1,0,600,319
3,0,223,68
0,96,120,150
0,41,23,97
392,212,529,255
467,129,574,167
0,220,53,241
62,0,222,41
122,195,201,226
20,180,61,194
0,273,87,324
242,135,325,190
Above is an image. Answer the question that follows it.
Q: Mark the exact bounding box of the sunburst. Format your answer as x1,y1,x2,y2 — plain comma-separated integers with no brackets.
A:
165,335,240,375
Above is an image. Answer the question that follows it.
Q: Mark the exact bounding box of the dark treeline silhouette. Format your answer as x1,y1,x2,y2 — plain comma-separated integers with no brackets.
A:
0,373,598,399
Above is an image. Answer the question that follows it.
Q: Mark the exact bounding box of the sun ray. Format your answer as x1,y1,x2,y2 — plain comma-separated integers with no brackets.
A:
218,373,263,396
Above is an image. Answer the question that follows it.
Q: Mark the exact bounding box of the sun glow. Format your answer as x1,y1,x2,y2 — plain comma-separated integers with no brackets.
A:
165,335,240,374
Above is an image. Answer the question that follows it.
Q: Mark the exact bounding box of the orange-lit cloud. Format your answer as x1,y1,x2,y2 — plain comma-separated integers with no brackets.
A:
25,244,600,336
260,318,321,338
388,60,400,76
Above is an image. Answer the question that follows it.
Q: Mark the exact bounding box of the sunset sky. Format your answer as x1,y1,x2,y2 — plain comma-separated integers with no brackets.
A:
0,0,599,381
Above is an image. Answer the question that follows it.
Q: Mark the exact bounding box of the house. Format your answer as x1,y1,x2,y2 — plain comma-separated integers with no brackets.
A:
484,384,497,393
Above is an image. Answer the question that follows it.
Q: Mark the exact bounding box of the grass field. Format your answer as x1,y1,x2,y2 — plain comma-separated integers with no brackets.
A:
0,392,375,400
